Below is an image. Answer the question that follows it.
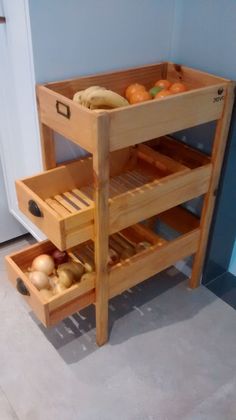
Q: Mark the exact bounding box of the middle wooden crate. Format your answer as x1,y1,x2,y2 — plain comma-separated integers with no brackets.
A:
16,137,212,250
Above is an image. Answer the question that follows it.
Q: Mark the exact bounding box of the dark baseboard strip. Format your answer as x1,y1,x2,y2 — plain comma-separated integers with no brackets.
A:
206,271,236,310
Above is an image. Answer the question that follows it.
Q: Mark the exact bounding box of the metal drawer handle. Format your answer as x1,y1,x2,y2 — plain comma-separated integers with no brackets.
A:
56,100,71,119
28,200,43,217
16,278,30,296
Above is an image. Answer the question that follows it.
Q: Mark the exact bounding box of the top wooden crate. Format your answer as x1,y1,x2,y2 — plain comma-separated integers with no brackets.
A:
37,62,229,153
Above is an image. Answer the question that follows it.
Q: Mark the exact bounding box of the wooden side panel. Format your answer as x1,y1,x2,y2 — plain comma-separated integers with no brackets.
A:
48,276,95,312
109,164,212,234
23,157,94,199
48,291,95,326
37,86,96,153
109,229,200,298
15,181,63,250
5,257,49,325
147,136,211,168
109,84,227,150
167,63,228,88
158,206,200,234
45,62,165,98
62,214,94,249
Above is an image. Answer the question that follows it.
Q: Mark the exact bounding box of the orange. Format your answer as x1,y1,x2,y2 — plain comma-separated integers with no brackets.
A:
129,90,151,104
125,83,146,100
169,82,187,94
155,90,172,99
155,79,172,90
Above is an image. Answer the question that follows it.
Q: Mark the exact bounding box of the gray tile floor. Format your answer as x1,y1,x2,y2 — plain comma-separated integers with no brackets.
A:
0,235,236,420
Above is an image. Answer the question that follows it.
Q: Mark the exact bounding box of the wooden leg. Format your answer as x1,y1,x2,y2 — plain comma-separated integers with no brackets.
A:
39,123,56,170
93,114,110,345
189,82,235,288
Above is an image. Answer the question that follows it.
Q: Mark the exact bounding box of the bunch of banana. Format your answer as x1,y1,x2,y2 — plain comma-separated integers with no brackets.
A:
73,85,129,110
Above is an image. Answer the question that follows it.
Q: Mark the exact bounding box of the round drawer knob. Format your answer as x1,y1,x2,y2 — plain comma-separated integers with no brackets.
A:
16,278,30,296
28,200,43,217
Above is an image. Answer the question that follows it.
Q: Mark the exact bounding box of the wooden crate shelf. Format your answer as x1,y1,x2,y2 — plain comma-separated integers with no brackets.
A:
16,138,211,250
5,61,234,346
37,62,229,155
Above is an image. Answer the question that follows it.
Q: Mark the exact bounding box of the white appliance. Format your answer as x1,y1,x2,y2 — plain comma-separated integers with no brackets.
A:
0,157,25,242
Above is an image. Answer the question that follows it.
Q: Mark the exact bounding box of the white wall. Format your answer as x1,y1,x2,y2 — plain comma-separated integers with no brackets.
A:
28,0,175,161
171,0,236,277
29,0,175,83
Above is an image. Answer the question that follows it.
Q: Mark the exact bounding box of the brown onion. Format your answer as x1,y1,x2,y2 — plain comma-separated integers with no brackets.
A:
31,254,55,275
29,271,50,290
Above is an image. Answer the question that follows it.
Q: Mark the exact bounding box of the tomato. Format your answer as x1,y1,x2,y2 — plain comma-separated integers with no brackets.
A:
155,79,172,90
125,83,146,101
169,82,187,94
155,90,172,99
129,90,151,104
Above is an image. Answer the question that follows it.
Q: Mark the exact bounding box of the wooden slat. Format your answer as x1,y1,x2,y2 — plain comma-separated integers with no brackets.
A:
45,198,70,217
137,144,190,173
158,206,200,234
63,191,88,210
72,188,94,206
109,229,200,298
190,81,235,288
109,83,227,150
93,113,110,346
109,164,212,234
54,194,78,213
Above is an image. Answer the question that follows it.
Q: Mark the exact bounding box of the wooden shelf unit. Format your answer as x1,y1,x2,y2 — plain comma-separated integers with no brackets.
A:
5,62,234,346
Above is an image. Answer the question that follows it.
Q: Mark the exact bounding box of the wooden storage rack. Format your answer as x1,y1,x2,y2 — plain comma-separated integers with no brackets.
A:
5,62,234,345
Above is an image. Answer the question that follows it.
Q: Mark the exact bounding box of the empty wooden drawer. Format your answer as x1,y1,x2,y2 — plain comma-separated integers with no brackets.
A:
37,61,229,153
16,138,212,250
109,206,200,298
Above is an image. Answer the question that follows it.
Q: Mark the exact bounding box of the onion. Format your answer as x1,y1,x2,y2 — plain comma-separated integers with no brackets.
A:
80,272,96,282
29,271,50,290
58,268,74,288
32,254,55,275
57,262,85,281
53,283,67,295
52,249,68,266
108,248,120,266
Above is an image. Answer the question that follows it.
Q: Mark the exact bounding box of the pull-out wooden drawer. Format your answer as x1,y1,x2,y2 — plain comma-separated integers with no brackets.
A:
16,138,211,251
5,209,200,328
5,240,95,327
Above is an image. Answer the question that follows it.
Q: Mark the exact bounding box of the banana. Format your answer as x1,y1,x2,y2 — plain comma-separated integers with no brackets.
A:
88,89,129,109
80,86,106,107
73,90,84,104
73,86,129,109
73,86,105,106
